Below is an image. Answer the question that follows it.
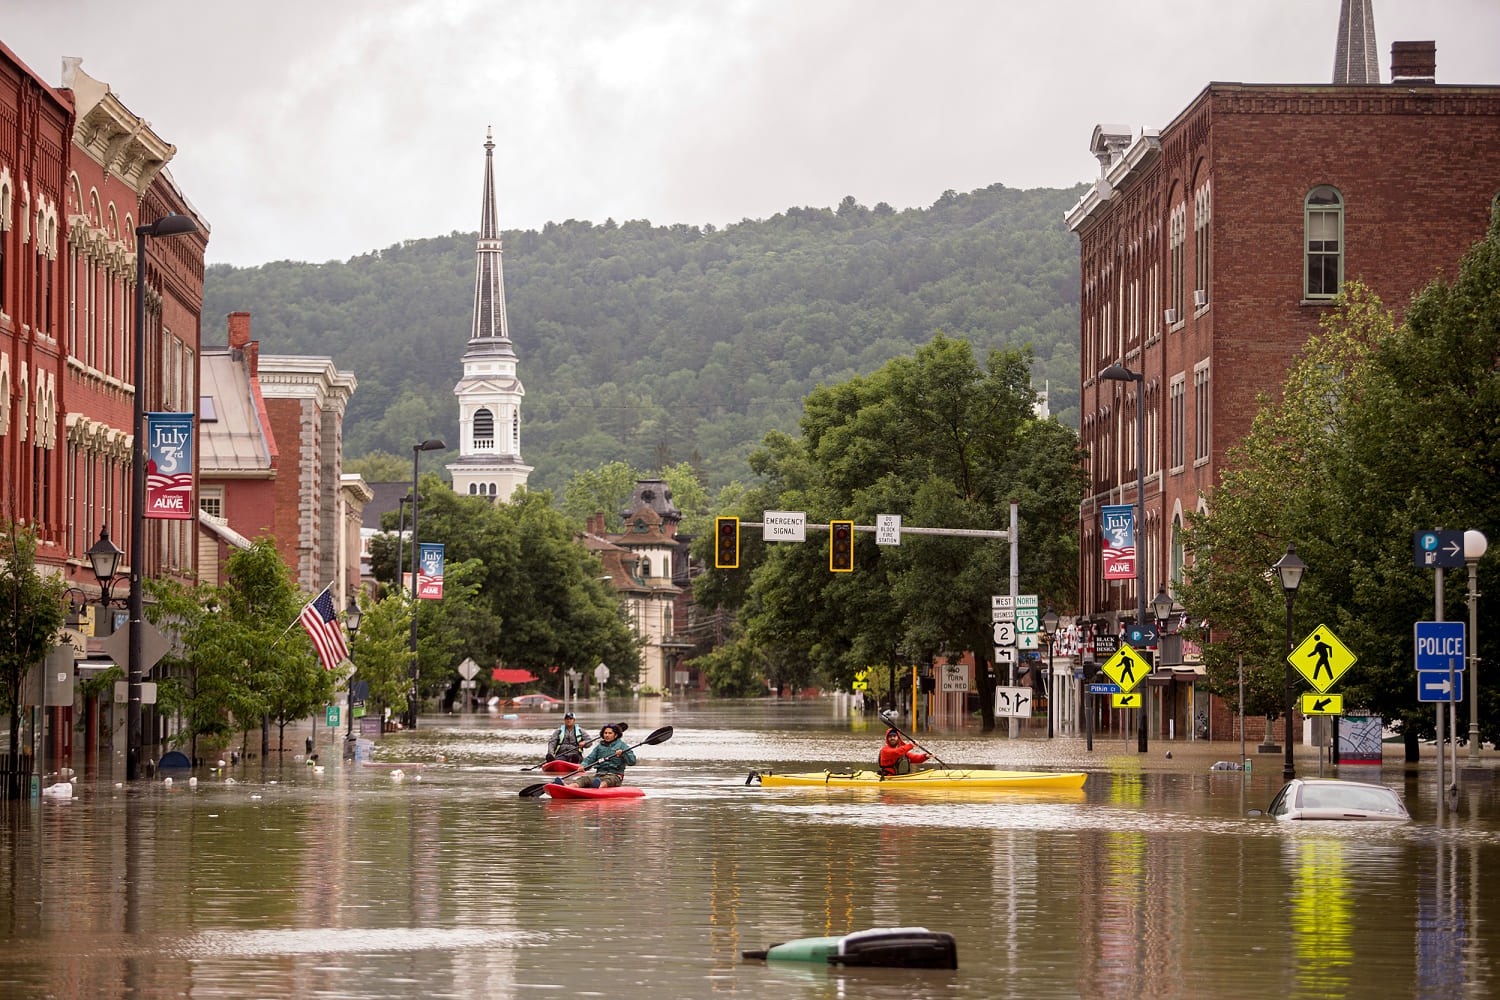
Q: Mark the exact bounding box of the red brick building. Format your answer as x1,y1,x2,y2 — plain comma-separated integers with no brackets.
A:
1069,29,1500,740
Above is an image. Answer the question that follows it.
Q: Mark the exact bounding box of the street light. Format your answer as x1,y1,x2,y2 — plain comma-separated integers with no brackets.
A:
1151,586,1175,739
407,437,445,728
128,212,199,781
1272,543,1306,782
86,526,125,605
1042,607,1060,738
345,593,362,742
1465,530,1488,758
1101,362,1149,753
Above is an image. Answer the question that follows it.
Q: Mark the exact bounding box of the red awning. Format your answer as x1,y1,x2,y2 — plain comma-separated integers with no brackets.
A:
492,668,538,683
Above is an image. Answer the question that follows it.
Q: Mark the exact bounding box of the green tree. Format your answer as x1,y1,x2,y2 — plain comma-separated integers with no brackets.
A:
345,450,409,482
1,522,65,798
349,590,414,721
563,461,641,531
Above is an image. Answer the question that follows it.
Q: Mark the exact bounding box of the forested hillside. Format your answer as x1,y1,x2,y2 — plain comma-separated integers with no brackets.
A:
202,182,1086,495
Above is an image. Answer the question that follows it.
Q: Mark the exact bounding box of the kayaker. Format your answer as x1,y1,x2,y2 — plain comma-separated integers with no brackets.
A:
546,712,590,764
565,724,636,788
878,729,928,776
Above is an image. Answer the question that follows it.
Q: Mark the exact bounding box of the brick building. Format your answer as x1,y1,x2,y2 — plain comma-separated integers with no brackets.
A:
1069,11,1500,740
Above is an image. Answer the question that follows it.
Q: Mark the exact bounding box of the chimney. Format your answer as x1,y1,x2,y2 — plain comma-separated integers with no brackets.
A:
1391,41,1436,85
227,311,251,349
246,341,259,379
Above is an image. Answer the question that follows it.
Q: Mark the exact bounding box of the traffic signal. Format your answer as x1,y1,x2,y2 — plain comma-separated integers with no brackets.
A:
714,516,739,569
830,520,853,572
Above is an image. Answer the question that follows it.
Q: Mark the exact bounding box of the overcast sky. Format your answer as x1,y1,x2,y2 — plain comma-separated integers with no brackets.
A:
7,0,1499,267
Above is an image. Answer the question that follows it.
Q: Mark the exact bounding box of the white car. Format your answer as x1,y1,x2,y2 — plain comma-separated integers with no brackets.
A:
1260,778,1410,821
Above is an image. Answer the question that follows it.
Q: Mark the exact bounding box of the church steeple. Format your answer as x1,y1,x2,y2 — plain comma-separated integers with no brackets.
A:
447,128,532,502
1333,0,1380,84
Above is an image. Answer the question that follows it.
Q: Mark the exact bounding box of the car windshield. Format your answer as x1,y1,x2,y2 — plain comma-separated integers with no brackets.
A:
1299,783,1404,814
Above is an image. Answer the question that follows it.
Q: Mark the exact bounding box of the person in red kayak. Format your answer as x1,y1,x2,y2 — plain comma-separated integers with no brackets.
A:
878,728,928,776
564,723,637,788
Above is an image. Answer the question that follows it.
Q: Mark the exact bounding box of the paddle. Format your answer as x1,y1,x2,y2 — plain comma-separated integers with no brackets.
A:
879,711,947,768
518,725,673,796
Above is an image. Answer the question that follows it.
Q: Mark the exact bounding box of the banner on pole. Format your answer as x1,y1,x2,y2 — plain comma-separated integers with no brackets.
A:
1101,504,1136,580
417,542,444,599
145,412,195,519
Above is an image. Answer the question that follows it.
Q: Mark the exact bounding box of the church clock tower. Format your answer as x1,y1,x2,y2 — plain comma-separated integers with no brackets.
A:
448,128,532,501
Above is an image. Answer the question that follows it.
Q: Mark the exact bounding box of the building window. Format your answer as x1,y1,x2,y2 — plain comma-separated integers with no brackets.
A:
1169,377,1186,471
1170,515,1185,587
1169,202,1186,325
473,407,494,442
1193,365,1210,463
199,490,223,518
1305,186,1343,298
1194,181,1211,308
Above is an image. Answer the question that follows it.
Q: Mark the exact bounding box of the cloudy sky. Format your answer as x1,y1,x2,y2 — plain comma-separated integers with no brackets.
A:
7,0,1498,267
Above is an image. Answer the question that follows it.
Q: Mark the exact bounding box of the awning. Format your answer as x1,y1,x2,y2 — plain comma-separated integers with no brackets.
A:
492,668,538,683
198,510,253,549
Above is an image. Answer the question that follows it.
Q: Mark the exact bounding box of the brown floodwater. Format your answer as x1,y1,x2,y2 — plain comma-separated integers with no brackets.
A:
2,699,1497,999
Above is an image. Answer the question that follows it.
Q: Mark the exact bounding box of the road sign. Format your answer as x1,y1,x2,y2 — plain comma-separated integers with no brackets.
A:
940,663,969,693
993,621,1017,647
875,514,901,546
1288,624,1356,692
98,620,172,672
764,510,807,542
1088,682,1121,695
1418,671,1463,702
995,685,1032,718
457,657,480,681
1414,529,1464,569
1112,691,1142,709
326,706,340,727
992,595,1014,621
1301,693,1344,716
594,662,610,684
1018,633,1040,650
1099,645,1151,692
1125,623,1158,648
1017,595,1038,610
1414,622,1465,672
994,646,1017,665
1016,611,1040,634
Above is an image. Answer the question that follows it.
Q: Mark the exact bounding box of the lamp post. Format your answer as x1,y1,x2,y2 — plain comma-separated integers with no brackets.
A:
1272,544,1306,782
1151,586,1174,739
345,593,362,744
407,438,445,729
1101,362,1148,753
86,526,125,606
1466,530,1488,758
128,213,199,781
1042,607,1060,738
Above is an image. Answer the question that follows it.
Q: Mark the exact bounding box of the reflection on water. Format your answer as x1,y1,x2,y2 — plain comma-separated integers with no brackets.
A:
2,699,1498,999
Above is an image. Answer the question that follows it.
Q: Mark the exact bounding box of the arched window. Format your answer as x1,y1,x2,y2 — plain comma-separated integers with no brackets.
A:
488,482,497,496
1170,514,1185,587
473,407,494,443
1305,186,1343,298
468,482,477,495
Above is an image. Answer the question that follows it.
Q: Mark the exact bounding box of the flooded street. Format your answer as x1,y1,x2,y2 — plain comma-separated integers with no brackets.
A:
4,699,1499,999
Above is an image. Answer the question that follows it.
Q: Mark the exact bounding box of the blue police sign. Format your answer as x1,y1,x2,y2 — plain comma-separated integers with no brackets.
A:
1414,621,1465,672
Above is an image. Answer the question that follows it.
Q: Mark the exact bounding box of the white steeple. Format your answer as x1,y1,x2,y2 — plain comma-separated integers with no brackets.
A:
447,128,532,502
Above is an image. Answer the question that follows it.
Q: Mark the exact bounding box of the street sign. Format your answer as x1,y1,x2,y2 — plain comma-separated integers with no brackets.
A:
1099,645,1151,692
98,620,172,672
594,662,610,684
1414,621,1465,672
1287,624,1356,693
1112,691,1142,709
853,669,868,691
326,706,340,727
995,685,1032,718
763,510,807,542
875,514,901,546
993,621,1017,647
1414,529,1464,569
1418,671,1464,703
939,663,969,693
1300,693,1343,716
457,657,480,681
1125,623,1158,648
994,646,1017,665
1017,595,1038,610
1087,682,1121,695
1018,633,1040,650
992,595,1014,622
1016,611,1040,634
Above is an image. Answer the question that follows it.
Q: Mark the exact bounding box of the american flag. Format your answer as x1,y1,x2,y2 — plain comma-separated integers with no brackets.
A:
298,587,350,670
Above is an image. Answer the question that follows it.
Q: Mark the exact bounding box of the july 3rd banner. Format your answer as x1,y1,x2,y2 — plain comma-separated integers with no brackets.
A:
417,542,444,599
145,412,195,519
1101,504,1135,580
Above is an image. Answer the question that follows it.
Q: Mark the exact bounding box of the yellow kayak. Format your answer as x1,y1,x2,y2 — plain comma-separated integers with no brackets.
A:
751,768,1087,789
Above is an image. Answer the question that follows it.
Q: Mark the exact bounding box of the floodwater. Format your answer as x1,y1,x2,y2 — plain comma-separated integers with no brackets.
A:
3,699,1498,999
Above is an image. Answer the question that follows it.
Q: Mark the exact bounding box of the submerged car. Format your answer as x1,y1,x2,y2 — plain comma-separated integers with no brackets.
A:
510,693,562,709
1258,778,1410,821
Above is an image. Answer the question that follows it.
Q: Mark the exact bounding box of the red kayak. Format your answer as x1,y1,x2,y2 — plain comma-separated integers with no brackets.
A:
541,760,581,774
543,783,644,799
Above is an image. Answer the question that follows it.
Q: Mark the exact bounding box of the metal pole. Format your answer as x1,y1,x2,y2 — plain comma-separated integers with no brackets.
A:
1468,552,1482,758
126,227,148,782
408,447,421,730
1283,589,1296,782
1133,376,1147,754
1437,565,1445,818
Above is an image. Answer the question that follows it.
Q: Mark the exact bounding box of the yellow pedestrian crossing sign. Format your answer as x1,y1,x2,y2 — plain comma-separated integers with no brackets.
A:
1288,625,1356,693
1300,693,1344,716
1100,645,1152,693
1112,691,1142,709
